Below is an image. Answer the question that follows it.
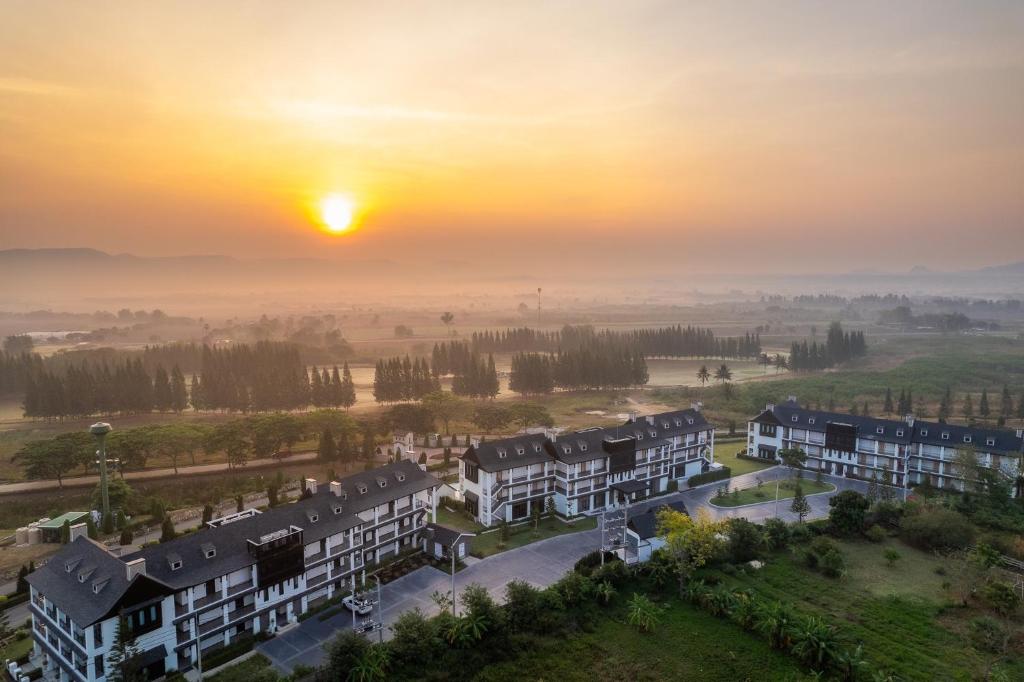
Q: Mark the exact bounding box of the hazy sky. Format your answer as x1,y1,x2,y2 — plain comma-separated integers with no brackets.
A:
1,1,1022,274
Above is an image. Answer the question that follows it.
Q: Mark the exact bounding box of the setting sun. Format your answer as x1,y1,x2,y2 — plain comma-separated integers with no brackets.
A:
320,194,356,234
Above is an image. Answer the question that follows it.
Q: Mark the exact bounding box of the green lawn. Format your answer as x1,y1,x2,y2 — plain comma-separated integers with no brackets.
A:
711,478,834,507
0,635,33,664
471,516,597,558
206,653,275,682
476,593,808,681
435,505,485,533
703,536,1024,681
713,439,776,476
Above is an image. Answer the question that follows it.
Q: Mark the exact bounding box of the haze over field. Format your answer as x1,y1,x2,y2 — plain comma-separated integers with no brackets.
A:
2,0,1023,286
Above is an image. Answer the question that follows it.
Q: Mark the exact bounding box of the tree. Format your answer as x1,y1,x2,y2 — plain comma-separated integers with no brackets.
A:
16,564,30,594
440,311,455,336
884,548,901,568
773,355,788,374
339,362,357,409
714,364,732,384
508,402,553,429
790,483,811,523
3,334,33,354
627,593,660,633
119,527,133,546
962,393,974,420
778,447,806,475
531,502,541,532
999,384,1014,420
14,432,92,488
202,504,214,525
883,387,894,414
169,365,188,412
657,507,724,591
105,616,142,682
790,616,839,669
86,515,99,539
318,427,337,462
472,403,512,433
696,365,711,387
827,490,869,536
866,470,880,503
421,391,465,435
160,516,177,542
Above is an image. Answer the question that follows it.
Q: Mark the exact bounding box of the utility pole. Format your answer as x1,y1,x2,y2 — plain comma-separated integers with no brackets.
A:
351,574,356,632
90,423,112,519
193,615,203,679
373,576,383,644
537,287,542,327
774,476,781,518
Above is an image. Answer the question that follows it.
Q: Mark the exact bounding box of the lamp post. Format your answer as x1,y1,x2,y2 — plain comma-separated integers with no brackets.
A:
373,575,383,644
90,423,112,520
450,532,475,617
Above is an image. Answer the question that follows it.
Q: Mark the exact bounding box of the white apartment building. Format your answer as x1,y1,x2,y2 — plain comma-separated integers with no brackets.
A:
747,397,1023,497
26,460,440,681
459,408,715,526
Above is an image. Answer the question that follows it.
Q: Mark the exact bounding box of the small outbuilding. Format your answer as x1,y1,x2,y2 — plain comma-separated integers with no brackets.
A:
624,500,688,564
422,523,473,562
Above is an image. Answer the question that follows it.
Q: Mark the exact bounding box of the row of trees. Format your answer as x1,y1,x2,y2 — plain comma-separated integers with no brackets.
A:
468,324,762,359
372,356,440,403
509,345,648,395
19,341,359,419
787,322,867,371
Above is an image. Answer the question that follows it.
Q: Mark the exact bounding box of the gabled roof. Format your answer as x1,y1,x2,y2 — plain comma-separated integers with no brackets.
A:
461,433,551,472
630,408,711,437
424,522,470,547
628,501,688,540
27,536,172,627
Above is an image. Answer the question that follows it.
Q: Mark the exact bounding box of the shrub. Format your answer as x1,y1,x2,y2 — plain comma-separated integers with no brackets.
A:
726,518,765,563
867,501,904,529
763,518,791,550
820,549,846,578
789,522,813,545
979,580,1021,616
828,491,870,536
865,525,887,543
884,548,901,568
688,467,732,488
969,616,1009,654
901,507,975,551
573,550,618,577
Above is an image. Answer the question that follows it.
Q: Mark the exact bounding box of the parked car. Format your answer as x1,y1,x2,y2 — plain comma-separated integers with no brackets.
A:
343,595,373,615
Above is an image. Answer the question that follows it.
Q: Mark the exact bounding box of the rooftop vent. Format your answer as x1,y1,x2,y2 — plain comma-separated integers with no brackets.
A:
201,543,216,559
357,484,367,494
167,553,183,571
395,472,406,482
306,510,319,523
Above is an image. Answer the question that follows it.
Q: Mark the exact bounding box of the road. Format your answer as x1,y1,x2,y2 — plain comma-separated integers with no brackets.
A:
258,467,875,674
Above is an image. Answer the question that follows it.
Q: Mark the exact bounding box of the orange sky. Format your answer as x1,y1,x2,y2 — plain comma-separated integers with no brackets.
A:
1,1,1022,274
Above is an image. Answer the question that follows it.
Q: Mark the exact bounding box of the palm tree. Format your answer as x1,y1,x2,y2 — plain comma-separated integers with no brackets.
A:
714,364,732,384
595,580,616,606
627,593,660,633
696,365,711,387
834,644,868,681
440,311,455,336
754,601,796,650
348,647,389,682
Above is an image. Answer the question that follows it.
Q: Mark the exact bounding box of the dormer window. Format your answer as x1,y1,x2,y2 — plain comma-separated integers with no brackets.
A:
808,418,816,425
333,504,343,515
986,437,996,446
875,427,883,434
896,429,904,437
377,479,387,488
206,549,216,559
357,484,367,494
396,473,406,482
674,419,682,427
516,447,525,455
687,418,694,425
963,435,972,443
920,429,928,437
308,512,319,523
562,445,571,454
580,443,588,452
942,432,949,440
170,560,182,571
792,415,799,423
637,433,643,440
497,449,507,459
202,543,216,559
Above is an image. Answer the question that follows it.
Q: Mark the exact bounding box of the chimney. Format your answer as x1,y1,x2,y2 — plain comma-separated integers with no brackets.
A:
69,522,88,542
787,395,797,403
125,558,146,581
329,481,342,497
644,415,654,425
304,478,317,495
1015,428,1022,439
691,402,703,412
905,414,915,427
766,403,775,412
628,411,638,423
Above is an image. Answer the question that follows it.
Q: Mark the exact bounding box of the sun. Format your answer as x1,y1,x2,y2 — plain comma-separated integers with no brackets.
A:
319,194,356,234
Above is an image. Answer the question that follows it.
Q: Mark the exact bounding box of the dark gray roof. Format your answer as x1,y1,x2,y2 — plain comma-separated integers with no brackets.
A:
130,460,439,589
611,478,649,494
462,433,551,472
546,428,615,464
765,399,1023,454
628,501,688,540
424,523,471,547
26,536,172,627
627,409,711,438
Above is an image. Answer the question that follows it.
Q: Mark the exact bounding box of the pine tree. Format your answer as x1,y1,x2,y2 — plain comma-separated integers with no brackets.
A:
883,388,893,414
153,365,172,411
16,564,29,594
962,393,974,420
105,615,142,682
790,483,810,523
202,504,214,525
979,389,990,420
866,471,880,503
170,365,188,412
189,374,204,411
160,516,176,543
1000,385,1014,419
318,427,337,462
60,519,71,544
86,514,99,540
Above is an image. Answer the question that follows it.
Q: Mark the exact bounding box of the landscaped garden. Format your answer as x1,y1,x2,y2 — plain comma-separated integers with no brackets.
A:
710,476,834,507
470,515,597,558
712,438,777,477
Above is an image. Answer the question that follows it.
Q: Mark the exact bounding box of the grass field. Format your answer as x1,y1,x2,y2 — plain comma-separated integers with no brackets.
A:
711,478,834,507
0,634,33,664
471,516,596,559
712,439,777,476
435,506,485,533
476,593,808,682
705,536,1024,681
207,653,274,682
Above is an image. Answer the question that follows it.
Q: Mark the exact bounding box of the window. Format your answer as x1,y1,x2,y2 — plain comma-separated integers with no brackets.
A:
127,604,161,637
395,473,405,482
920,429,928,437
464,463,478,484
876,427,884,435
792,415,798,422
170,560,182,571
94,655,105,678
808,418,816,425
758,423,777,437
580,443,588,451
963,435,972,443
497,449,507,459
511,502,528,519
309,513,319,523
205,549,216,559
93,623,103,646
986,437,996,446
687,418,694,425
377,479,387,488
516,447,525,455
896,429,904,437
357,484,367,494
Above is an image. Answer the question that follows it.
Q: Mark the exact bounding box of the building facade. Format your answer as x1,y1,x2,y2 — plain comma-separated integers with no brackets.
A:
747,397,1023,497
26,460,440,682
459,407,715,526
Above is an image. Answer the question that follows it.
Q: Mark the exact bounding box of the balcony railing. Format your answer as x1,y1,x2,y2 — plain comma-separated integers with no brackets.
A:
378,510,396,522
228,603,256,621
177,628,191,644
193,594,217,610
227,580,254,596
306,572,328,586
198,617,223,635
304,550,327,565
329,541,350,555
73,630,85,648
378,530,396,544
175,601,189,617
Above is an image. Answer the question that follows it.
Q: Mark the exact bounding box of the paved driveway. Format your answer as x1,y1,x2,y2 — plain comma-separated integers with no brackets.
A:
259,467,878,673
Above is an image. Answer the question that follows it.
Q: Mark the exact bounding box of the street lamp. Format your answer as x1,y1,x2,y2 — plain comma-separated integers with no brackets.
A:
90,422,112,519
450,532,475,617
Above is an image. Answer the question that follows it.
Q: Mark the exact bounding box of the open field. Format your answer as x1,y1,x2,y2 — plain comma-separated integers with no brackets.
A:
705,536,1024,680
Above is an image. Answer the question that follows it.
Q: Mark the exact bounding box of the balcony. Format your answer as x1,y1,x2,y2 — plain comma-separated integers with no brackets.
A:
329,541,350,555
227,580,254,596
177,628,191,645
228,603,256,621
175,601,189,617
306,572,328,587
378,530,396,544
511,475,528,484
193,593,217,610
198,617,223,635
72,630,85,648
378,509,396,523
304,550,327,565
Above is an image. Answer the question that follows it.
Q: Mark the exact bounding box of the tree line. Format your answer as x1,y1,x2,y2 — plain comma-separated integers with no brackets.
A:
787,322,867,371
19,341,358,419
374,351,499,403
509,344,648,395
468,324,761,359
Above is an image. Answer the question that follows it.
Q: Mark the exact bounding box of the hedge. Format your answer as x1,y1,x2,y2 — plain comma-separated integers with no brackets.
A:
201,634,254,670
688,467,732,488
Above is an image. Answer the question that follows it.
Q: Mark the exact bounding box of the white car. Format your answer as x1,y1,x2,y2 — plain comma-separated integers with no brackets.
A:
343,595,373,615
